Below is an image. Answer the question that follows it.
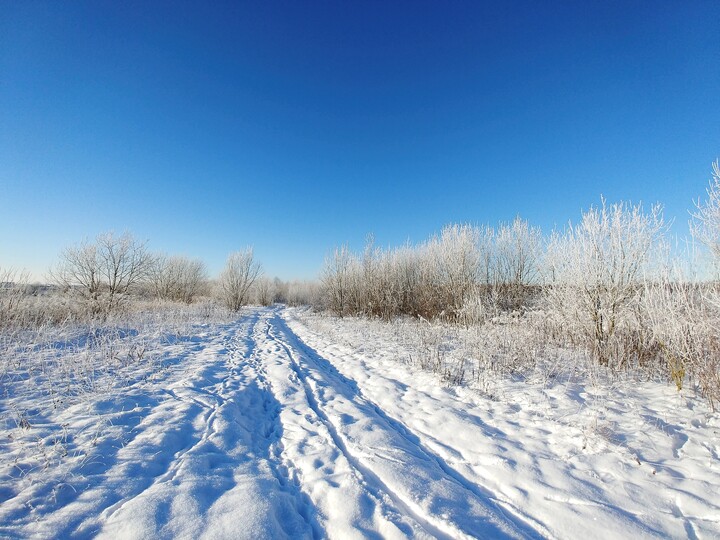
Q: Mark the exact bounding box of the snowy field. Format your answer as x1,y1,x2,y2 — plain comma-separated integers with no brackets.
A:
1,306,719,539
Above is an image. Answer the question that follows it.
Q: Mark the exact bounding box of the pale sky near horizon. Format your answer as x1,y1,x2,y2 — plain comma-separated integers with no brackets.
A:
2,1,719,281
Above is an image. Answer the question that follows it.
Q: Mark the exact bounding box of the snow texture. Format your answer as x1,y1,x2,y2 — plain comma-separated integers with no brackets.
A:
1,307,719,538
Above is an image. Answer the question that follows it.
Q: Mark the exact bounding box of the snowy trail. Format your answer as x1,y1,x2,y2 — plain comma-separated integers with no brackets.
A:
93,312,318,539
1,312,317,539
1,307,533,538
285,310,720,539
3,306,718,538
263,311,537,539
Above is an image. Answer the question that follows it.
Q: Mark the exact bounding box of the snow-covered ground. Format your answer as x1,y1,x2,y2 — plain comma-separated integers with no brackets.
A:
1,306,719,538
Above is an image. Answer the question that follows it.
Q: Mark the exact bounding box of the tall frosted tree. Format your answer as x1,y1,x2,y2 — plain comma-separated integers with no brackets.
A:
218,248,263,311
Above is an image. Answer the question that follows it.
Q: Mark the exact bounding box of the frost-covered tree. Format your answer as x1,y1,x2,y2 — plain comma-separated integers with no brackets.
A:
53,232,152,313
321,245,353,316
692,160,720,264
218,248,263,311
150,255,208,304
545,199,665,366
494,217,542,311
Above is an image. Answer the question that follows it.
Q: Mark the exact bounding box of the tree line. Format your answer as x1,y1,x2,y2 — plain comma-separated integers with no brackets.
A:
318,162,720,408
1,237,318,327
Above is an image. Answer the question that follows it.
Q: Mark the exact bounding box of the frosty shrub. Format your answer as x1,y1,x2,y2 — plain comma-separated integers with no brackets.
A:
428,224,482,320
321,245,353,316
149,255,208,304
0,268,29,328
319,218,544,323
218,248,263,311
691,160,720,263
683,160,720,408
493,217,543,312
544,199,666,368
51,232,152,315
642,269,720,408
254,277,274,306
0,268,54,335
272,277,289,303
285,280,321,306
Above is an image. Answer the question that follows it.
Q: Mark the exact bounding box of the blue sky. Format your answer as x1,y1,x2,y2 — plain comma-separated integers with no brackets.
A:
2,1,719,280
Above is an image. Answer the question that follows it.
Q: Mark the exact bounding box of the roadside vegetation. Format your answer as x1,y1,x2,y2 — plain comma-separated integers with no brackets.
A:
319,162,720,410
1,162,719,536
1,160,719,427
0,242,317,500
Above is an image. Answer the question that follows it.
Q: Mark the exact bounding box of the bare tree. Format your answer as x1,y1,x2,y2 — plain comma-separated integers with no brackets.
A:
544,199,665,366
150,255,208,304
53,242,101,300
321,245,352,316
53,232,151,314
691,160,720,264
494,217,542,311
254,277,273,306
218,248,263,311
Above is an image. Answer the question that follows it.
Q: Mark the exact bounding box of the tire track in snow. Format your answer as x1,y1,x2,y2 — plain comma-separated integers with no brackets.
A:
257,313,452,540
287,313,672,540
266,309,545,539
233,312,323,539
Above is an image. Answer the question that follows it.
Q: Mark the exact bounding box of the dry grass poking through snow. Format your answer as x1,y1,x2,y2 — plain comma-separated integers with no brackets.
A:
290,307,720,538
0,301,234,506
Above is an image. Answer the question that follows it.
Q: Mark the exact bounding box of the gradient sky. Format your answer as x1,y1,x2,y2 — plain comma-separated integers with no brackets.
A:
2,1,719,281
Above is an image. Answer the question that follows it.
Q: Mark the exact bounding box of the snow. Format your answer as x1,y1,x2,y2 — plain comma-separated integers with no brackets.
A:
1,306,719,538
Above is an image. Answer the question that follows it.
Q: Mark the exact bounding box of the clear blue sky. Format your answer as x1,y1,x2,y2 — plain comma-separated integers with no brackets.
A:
2,1,719,281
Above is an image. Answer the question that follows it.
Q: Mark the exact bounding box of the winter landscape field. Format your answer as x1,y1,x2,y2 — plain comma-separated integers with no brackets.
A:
3,172,720,540
1,278,720,538
1,302,718,539
4,2,720,539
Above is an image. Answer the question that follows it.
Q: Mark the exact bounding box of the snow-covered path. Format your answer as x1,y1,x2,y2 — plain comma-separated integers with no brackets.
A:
263,310,535,539
2,306,719,538
1,308,529,538
2,310,318,539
